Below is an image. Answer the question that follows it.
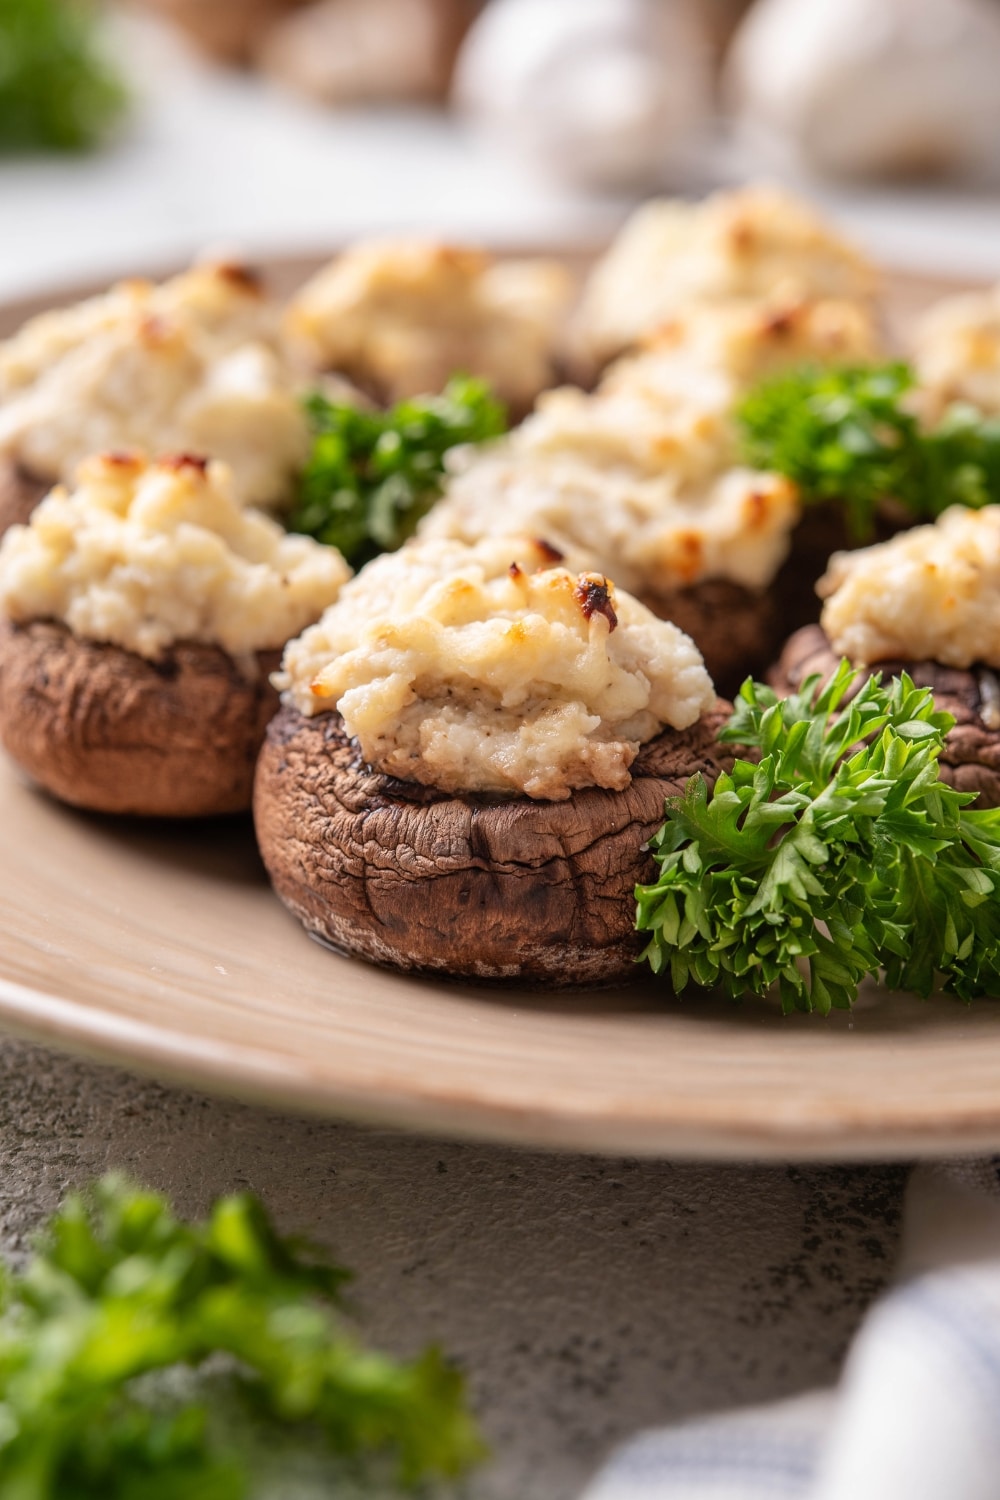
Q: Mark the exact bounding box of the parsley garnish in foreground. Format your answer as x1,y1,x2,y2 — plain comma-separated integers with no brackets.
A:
636,664,1000,1013
0,1174,483,1496
738,362,1000,540
0,0,127,152
288,376,507,567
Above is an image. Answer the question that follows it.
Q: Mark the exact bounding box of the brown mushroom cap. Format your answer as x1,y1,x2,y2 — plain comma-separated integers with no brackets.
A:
253,701,735,988
771,623,1000,809
642,577,779,699
0,457,50,539
138,0,305,63
770,501,913,643
0,620,281,817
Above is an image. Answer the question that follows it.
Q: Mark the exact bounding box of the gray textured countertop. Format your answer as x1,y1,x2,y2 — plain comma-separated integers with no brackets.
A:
0,1037,908,1499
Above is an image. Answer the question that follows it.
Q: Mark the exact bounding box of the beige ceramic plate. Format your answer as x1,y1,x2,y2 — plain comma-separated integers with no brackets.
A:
2,260,998,1162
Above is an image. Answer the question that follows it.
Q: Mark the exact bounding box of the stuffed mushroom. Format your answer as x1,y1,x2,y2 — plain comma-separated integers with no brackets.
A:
567,182,878,383
284,239,573,416
422,292,881,692
0,452,350,816
771,506,1000,806
0,262,310,535
912,280,1000,421
254,535,733,986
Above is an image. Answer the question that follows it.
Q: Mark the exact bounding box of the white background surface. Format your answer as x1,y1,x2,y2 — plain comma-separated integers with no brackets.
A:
0,15,999,301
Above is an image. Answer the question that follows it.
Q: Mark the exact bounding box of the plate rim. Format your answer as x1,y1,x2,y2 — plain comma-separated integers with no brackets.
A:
0,251,996,1162
5,962,1000,1161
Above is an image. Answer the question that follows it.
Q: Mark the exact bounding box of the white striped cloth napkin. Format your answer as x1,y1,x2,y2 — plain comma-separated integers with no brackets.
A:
581,1159,1000,1500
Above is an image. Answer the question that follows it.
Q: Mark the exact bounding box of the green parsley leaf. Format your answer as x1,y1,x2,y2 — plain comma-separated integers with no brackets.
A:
288,375,507,567
0,0,127,153
738,362,1000,540
0,1174,484,1497
922,402,1000,517
636,663,1000,1013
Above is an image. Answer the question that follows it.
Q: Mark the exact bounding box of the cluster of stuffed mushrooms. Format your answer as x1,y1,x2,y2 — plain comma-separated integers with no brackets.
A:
2,184,1000,989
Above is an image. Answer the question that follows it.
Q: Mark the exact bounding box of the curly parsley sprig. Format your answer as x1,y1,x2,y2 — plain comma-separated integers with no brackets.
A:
288,375,507,566
636,663,1000,1013
0,1175,484,1497
738,362,1000,540
0,0,127,153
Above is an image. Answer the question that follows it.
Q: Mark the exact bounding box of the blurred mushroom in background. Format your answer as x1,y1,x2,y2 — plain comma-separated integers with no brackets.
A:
453,0,714,190
726,0,1000,182
285,239,573,411
259,0,476,105
700,0,755,62
139,0,306,64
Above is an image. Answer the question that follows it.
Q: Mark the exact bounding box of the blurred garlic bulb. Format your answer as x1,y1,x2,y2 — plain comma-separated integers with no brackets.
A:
453,0,713,190
726,0,1000,181
259,0,473,105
